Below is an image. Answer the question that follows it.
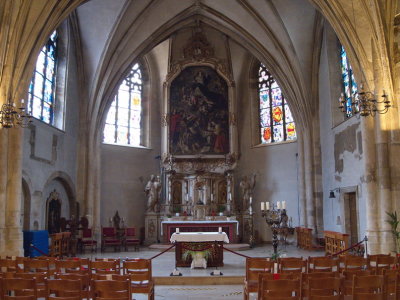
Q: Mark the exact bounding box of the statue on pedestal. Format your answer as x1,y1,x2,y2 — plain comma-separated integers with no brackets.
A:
240,173,256,213
145,175,162,212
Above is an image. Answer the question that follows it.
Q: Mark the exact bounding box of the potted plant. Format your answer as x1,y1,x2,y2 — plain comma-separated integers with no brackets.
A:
386,211,400,254
174,207,180,217
166,214,172,221
218,205,225,216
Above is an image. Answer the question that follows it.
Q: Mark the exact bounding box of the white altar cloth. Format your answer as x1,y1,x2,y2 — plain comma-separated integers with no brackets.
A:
161,220,239,235
170,232,229,243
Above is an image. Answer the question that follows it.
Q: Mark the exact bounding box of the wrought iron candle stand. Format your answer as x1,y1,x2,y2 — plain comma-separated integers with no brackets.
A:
261,205,285,256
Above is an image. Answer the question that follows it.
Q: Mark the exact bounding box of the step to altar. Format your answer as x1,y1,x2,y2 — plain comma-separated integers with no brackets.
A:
148,243,250,251
154,275,244,285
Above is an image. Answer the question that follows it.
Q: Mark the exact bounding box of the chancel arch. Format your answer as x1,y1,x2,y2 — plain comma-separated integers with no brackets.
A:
1,0,399,257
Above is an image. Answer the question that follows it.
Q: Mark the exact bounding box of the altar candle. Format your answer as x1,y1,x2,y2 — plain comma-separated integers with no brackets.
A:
277,201,281,209
218,227,222,233
261,202,265,211
211,193,214,201
282,201,286,209
266,201,270,210
273,262,278,274
176,228,180,233
249,196,253,204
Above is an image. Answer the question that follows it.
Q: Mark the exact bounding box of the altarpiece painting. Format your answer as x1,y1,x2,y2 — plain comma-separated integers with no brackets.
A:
169,66,229,155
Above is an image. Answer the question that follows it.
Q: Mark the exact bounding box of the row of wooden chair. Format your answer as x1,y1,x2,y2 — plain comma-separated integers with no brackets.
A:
0,257,153,276
0,258,154,300
0,276,153,300
244,255,400,300
257,272,400,300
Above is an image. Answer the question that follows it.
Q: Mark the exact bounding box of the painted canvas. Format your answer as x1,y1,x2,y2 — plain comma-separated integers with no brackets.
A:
169,66,229,155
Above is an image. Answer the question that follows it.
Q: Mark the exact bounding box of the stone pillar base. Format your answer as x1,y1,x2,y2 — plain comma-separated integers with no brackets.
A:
1,226,23,257
366,229,396,254
144,213,161,245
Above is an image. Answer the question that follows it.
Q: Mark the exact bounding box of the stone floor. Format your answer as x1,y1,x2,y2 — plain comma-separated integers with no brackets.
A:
80,244,324,299
81,244,323,277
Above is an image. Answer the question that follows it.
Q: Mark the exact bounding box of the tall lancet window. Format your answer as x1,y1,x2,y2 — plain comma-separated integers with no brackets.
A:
340,45,358,118
28,31,58,124
103,63,142,146
258,64,296,144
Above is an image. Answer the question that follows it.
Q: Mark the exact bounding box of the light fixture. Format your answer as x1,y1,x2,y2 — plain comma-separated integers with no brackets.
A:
0,99,32,128
329,188,340,199
339,85,391,117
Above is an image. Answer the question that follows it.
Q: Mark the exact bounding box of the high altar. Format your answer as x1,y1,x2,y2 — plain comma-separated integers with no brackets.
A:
144,28,253,245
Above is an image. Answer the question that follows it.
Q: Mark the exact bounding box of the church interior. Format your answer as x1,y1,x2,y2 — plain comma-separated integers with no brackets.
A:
1,0,400,299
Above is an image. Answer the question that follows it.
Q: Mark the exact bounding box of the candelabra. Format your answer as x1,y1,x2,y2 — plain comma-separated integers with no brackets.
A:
339,85,390,117
261,202,287,255
0,99,32,128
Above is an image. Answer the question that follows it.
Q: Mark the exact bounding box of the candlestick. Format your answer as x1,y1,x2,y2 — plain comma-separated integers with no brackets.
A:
266,201,270,210
261,202,265,211
176,228,180,233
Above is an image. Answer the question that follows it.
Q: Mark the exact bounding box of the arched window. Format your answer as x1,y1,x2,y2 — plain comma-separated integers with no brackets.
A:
258,64,296,144
28,31,58,124
340,45,358,118
103,63,142,146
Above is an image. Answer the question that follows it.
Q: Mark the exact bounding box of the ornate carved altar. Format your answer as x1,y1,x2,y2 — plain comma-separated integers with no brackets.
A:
144,25,244,245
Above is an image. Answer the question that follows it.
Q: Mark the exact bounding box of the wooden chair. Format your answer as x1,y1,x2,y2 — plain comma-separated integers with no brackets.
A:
65,258,91,274
55,272,91,299
372,255,397,274
278,257,306,273
259,278,301,300
101,227,121,252
91,260,119,274
23,259,50,274
50,233,63,257
342,269,372,295
0,259,17,273
308,256,338,272
301,271,339,297
46,278,82,300
342,255,368,272
124,228,140,251
55,260,83,274
307,277,343,299
243,257,273,300
13,272,47,297
123,259,154,300
352,274,384,300
61,232,71,257
91,279,131,300
79,228,97,253
383,269,398,298
1,278,38,300
309,296,341,300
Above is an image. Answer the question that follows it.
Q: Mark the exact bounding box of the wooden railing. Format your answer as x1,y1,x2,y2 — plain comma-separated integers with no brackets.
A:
324,230,349,256
295,227,313,249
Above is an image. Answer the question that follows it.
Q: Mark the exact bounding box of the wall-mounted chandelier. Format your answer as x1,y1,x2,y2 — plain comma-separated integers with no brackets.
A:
339,85,391,117
0,99,32,128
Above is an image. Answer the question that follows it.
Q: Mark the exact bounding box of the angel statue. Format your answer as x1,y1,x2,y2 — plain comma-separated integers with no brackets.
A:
145,175,162,212
240,173,256,212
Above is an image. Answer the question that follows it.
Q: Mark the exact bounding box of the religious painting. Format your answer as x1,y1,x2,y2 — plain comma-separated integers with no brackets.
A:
169,66,229,155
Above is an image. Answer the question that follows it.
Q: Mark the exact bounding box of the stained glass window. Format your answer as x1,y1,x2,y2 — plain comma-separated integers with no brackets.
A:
103,63,142,146
28,31,58,124
258,64,296,144
340,46,358,117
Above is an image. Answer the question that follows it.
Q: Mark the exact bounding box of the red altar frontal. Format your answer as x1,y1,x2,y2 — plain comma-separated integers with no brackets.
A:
162,221,238,243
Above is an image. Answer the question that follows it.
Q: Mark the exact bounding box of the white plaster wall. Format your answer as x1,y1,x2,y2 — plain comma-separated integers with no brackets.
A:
230,40,299,243
22,19,80,230
319,25,366,240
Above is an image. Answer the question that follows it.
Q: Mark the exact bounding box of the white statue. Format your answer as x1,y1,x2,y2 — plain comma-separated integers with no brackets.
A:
240,173,256,212
145,175,161,212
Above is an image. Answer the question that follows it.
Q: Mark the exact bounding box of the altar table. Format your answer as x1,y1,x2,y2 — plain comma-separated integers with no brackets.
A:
162,220,238,243
170,232,229,267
